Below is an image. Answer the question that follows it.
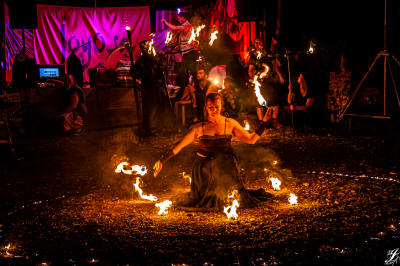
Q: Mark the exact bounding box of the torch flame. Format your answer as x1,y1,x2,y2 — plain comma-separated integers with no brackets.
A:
270,177,281,190
115,162,147,176
133,177,158,202
244,120,250,131
155,200,172,215
209,30,218,46
125,26,131,31
289,193,298,205
165,31,173,44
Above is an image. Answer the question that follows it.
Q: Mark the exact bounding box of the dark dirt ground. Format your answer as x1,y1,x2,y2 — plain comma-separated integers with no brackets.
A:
1,118,400,265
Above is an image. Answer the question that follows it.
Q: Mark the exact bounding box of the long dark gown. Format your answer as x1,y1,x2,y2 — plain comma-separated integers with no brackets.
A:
175,122,272,211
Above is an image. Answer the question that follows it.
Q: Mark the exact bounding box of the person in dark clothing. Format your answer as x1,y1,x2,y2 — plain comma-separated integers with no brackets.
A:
66,52,84,88
287,73,317,132
248,38,285,127
135,40,172,136
181,67,216,122
153,93,273,211
60,73,87,135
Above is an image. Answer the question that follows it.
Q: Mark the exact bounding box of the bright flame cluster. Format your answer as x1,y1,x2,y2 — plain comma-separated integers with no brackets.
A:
148,39,156,56
209,30,218,46
155,200,172,215
224,190,239,220
115,162,147,176
289,193,298,205
188,25,206,44
115,161,172,215
270,177,281,191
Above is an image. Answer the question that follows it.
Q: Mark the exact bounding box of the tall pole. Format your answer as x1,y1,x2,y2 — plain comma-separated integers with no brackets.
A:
383,0,387,115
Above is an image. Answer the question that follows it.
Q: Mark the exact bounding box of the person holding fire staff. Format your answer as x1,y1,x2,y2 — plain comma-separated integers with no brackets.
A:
153,93,272,210
248,38,285,128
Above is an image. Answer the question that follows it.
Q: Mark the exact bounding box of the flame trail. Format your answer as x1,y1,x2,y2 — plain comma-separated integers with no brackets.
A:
209,30,218,46
115,162,147,176
188,25,205,44
155,200,172,215
289,193,298,205
133,177,158,201
270,177,281,191
253,75,267,107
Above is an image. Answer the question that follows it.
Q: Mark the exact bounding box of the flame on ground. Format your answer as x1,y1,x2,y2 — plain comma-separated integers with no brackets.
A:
115,162,147,176
209,30,218,46
270,177,281,191
133,177,158,202
289,193,298,205
155,200,172,215
224,190,239,219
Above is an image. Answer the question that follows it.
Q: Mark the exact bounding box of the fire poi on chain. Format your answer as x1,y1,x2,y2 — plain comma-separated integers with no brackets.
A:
155,200,173,215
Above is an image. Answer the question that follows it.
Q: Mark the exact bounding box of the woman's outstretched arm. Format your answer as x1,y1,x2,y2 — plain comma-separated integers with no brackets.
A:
153,125,198,177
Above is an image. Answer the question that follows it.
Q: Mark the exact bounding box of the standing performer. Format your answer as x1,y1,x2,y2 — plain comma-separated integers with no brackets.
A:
248,38,285,127
162,11,198,88
154,93,272,210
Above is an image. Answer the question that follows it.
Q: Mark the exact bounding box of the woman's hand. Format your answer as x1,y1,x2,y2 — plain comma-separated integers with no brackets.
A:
153,160,163,177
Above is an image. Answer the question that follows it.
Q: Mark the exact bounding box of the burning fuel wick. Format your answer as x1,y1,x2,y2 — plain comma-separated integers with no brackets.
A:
155,200,172,215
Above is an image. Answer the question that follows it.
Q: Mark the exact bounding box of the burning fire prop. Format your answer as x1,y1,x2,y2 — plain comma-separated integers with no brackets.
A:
155,200,172,215
270,177,281,191
133,177,158,202
224,190,239,220
115,162,147,176
148,39,156,56
244,120,250,131
209,30,218,46
252,64,270,107
188,25,206,44
165,31,173,44
289,193,298,205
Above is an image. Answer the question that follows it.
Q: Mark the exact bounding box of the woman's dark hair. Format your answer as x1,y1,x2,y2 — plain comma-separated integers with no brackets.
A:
203,92,224,119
